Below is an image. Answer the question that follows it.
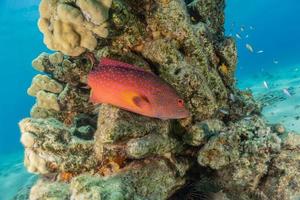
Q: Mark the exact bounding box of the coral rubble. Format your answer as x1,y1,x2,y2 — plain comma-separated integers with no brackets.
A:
19,0,300,199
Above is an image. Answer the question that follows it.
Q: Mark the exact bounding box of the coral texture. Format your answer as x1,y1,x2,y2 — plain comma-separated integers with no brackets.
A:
19,0,300,200
38,0,112,56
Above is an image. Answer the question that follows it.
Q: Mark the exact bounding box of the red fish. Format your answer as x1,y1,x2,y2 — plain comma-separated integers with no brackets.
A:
87,57,189,119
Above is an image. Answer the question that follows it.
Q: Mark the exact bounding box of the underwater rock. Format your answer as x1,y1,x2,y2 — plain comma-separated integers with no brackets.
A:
216,37,237,85
196,117,300,200
57,84,93,113
71,158,186,200
38,0,112,56
126,132,183,159
94,103,188,165
187,0,225,36
183,119,224,146
30,179,70,200
28,158,187,200
198,116,281,171
227,90,262,121
95,104,170,144
19,118,96,174
259,133,300,200
142,0,230,121
20,0,300,199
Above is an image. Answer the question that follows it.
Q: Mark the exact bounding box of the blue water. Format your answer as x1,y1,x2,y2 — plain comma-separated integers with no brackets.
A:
0,0,47,154
0,0,299,199
225,0,300,81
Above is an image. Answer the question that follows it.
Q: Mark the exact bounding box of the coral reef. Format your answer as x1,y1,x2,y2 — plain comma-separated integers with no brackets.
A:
38,0,112,56
19,0,300,199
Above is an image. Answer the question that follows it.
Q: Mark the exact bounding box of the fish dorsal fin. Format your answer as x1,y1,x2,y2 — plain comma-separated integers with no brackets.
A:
100,58,149,72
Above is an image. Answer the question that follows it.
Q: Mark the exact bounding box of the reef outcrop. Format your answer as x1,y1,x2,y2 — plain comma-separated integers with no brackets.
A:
19,0,300,200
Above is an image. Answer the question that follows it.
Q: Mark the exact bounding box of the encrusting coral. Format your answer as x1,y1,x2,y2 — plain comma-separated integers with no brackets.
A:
18,0,300,199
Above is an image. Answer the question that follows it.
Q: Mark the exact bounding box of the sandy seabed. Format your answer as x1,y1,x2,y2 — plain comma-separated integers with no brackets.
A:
0,152,36,200
238,64,300,132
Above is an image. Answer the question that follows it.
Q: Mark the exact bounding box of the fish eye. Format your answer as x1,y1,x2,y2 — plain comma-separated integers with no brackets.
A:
177,99,184,107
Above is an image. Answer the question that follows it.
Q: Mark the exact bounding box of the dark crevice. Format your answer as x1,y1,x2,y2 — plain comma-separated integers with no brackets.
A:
178,46,186,56
134,51,161,76
255,157,277,190
186,5,203,24
146,59,161,76
64,1,80,10
122,0,151,25
169,165,221,200
184,0,194,5
174,68,182,75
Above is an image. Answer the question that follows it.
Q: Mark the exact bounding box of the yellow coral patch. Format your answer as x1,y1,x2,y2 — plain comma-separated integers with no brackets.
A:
219,63,229,75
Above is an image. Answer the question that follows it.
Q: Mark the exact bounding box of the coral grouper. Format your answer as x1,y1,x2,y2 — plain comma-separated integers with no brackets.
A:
87,57,189,119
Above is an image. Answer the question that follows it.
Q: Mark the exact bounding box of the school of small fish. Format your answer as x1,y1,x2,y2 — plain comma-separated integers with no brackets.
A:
230,23,296,107
232,24,280,65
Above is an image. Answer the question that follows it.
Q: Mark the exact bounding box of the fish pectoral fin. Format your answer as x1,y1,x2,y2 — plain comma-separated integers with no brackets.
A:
132,95,150,109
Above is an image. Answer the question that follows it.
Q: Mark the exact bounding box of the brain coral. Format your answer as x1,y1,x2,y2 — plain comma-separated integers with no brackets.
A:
38,0,112,56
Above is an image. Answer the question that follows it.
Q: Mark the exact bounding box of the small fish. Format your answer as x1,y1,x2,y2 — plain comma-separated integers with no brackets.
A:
257,50,264,54
263,81,269,89
240,26,245,32
283,88,292,97
229,93,236,102
249,26,254,30
235,33,242,39
246,43,254,53
245,34,249,38
273,60,279,64
219,109,229,115
244,116,252,121
87,57,190,119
